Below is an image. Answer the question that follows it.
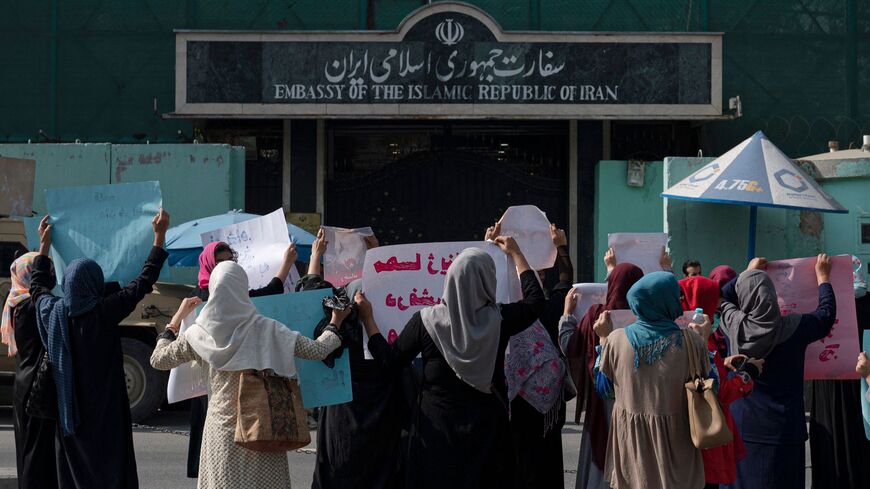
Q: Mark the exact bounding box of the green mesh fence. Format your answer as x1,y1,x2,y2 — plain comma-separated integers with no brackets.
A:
0,0,867,157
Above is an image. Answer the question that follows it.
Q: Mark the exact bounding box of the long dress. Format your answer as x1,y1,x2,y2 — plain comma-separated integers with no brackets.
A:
725,282,836,489
508,282,570,489
808,293,870,489
185,277,285,478
311,317,407,489
150,330,340,488
12,294,59,489
368,269,544,489
598,329,707,489
30,246,169,489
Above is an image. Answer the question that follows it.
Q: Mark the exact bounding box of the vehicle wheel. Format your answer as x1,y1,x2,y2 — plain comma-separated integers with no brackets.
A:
122,338,167,422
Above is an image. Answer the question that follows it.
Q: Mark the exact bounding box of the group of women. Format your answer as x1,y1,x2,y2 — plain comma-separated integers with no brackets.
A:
4,209,870,489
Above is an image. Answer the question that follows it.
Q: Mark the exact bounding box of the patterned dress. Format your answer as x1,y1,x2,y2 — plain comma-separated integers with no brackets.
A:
151,331,340,489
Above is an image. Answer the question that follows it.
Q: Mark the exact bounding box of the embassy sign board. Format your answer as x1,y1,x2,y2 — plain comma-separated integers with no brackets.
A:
173,2,722,119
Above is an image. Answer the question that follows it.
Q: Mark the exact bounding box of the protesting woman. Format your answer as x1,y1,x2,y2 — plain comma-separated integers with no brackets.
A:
560,259,643,489
361,238,544,489
4,252,58,489
184,238,297,478
680,275,761,488
151,260,344,488
722,255,835,489
589,271,710,489
31,211,170,488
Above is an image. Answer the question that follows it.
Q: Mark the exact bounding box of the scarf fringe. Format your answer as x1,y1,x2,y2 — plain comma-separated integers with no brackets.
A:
633,331,683,368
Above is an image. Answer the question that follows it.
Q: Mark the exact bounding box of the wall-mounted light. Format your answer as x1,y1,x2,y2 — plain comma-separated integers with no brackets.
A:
626,160,645,187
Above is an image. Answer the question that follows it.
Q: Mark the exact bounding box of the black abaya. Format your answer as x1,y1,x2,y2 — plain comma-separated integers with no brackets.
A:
368,270,544,489
312,338,407,489
808,293,870,489
12,291,59,489
31,247,168,489
508,282,571,489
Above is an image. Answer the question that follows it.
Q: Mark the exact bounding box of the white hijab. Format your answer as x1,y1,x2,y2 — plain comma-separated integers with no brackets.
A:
420,248,503,393
186,261,299,378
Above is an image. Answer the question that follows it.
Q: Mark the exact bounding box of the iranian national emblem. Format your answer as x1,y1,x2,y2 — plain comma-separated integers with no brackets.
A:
435,18,464,46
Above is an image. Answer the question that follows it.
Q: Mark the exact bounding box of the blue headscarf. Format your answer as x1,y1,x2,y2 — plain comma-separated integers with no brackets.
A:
624,271,683,368
35,258,104,436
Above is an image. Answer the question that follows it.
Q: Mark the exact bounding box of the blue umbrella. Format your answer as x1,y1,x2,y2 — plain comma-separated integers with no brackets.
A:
165,212,316,266
662,131,847,262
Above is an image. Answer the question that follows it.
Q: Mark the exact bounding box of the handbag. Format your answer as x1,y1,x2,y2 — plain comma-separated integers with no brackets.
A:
25,351,58,420
682,329,733,449
234,370,310,452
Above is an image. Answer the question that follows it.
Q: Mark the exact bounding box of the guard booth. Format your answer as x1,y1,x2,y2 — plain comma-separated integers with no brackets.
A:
168,1,727,281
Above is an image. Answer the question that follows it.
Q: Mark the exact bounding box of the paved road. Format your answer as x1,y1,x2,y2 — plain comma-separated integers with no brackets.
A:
0,399,812,488
0,403,580,489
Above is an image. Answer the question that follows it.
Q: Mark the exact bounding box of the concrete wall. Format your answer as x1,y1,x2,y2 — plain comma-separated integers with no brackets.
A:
0,143,245,223
0,144,111,213
0,143,246,285
593,160,664,281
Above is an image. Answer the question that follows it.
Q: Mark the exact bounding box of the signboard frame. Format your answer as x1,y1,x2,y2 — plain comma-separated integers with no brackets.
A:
171,2,723,120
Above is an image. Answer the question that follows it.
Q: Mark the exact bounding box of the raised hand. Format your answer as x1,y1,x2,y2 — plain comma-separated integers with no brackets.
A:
563,287,578,316
38,215,53,255
747,257,769,272
152,209,170,247
604,247,617,272
593,310,613,343
550,223,567,247
815,253,831,285
484,221,501,241
659,247,673,271
363,234,379,249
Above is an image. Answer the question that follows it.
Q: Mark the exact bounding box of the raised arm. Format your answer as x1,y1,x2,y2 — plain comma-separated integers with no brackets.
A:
799,254,837,343
357,291,423,368
551,224,573,285
102,209,170,324
307,228,327,276
30,216,58,303
493,236,545,336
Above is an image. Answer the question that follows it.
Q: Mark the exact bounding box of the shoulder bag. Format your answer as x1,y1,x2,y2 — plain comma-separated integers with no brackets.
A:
682,329,732,449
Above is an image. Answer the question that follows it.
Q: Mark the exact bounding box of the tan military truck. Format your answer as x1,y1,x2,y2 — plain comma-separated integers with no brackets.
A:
0,217,191,421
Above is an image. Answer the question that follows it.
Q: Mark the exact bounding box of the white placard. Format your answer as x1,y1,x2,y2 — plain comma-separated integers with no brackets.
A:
361,241,519,357
200,208,298,291
571,283,608,319
166,311,206,404
607,232,668,275
322,226,373,286
498,205,557,271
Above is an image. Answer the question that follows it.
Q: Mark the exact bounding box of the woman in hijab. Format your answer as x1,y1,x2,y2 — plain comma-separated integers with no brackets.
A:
590,271,711,489
709,265,737,290
150,260,346,488
680,275,761,489
559,257,643,489
359,238,544,489
30,211,171,488
185,239,297,478
720,255,835,489
310,231,409,489
4,252,58,489
489,221,572,489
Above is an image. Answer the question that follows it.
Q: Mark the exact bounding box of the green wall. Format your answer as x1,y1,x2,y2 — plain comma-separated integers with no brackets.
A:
0,144,110,213
593,160,664,281
816,176,870,267
1,1,867,157
0,143,245,224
